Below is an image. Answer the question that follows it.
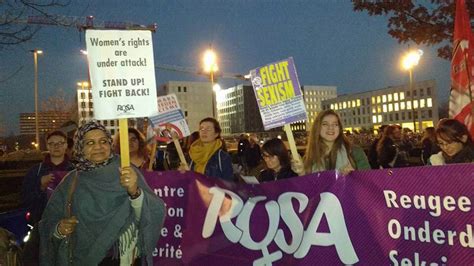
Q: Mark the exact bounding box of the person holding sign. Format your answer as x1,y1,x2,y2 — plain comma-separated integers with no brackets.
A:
429,118,474,165
39,121,165,265
259,138,297,182
182,117,234,181
292,110,370,176
114,127,151,171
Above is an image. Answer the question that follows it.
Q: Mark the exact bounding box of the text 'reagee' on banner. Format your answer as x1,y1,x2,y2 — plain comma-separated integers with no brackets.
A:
250,57,307,130
85,29,158,119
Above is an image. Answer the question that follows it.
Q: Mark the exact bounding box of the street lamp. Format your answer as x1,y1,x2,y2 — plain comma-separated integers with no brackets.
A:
202,48,219,118
30,49,43,150
401,49,423,133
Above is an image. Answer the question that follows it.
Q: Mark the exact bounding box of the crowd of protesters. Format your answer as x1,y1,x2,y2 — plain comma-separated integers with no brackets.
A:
10,110,473,264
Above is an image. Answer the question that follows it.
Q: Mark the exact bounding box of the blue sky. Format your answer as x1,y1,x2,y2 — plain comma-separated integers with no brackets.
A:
0,1,451,136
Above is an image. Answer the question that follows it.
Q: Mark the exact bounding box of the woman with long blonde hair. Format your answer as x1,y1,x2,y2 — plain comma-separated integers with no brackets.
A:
293,110,370,175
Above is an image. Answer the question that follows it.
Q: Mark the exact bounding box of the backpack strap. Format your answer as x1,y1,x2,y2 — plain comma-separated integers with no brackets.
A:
36,162,43,176
218,150,222,173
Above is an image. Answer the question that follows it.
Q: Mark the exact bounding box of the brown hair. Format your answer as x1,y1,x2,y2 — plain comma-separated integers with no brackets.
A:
376,124,401,156
45,130,67,142
304,109,353,173
114,127,149,158
436,118,473,146
262,138,291,169
199,117,222,137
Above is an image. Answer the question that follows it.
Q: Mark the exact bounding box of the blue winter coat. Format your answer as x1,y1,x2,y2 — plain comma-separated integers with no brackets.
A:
190,149,234,181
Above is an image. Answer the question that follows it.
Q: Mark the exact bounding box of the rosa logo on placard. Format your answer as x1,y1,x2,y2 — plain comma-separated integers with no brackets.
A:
117,104,135,113
202,187,359,265
252,76,263,90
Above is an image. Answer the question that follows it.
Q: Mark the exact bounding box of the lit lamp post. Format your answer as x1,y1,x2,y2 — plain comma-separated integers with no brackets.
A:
203,48,219,118
31,49,43,150
401,49,423,133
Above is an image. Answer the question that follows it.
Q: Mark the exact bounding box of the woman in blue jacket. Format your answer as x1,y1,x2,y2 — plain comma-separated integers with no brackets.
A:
187,117,234,181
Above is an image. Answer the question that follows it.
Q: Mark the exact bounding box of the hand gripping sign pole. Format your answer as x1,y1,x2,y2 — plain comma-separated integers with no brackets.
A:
283,124,301,161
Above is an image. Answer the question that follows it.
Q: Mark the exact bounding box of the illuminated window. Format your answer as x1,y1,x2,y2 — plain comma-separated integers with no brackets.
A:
388,94,392,102
394,93,398,101
352,100,356,107
330,104,334,109
372,116,377,123
348,101,351,108
339,103,342,109
382,95,387,103
400,92,405,100
378,115,383,123
377,96,381,103
420,99,425,108
414,100,418,109
372,107,377,113
388,103,393,112
356,99,361,107
383,104,387,112
343,102,347,108
371,97,376,104
407,101,412,109
377,105,382,113
401,102,405,110
427,98,432,107
394,103,399,111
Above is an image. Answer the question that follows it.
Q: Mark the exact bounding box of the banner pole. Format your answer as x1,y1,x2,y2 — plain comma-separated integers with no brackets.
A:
148,141,157,171
283,124,300,160
119,118,130,167
172,135,188,168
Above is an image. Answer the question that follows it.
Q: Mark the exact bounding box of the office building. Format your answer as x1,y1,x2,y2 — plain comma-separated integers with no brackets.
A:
160,81,213,132
321,79,439,133
76,82,120,135
301,85,337,131
19,111,71,135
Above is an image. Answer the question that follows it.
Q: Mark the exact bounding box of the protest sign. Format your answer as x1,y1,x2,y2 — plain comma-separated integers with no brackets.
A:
149,94,191,166
141,164,472,265
85,29,158,119
250,57,307,130
149,94,191,142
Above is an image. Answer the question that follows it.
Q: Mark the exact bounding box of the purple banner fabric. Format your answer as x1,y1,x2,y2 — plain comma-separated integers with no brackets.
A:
143,165,473,265
249,57,308,130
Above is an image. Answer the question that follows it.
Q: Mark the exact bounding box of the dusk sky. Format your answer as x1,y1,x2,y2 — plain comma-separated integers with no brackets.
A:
0,1,451,136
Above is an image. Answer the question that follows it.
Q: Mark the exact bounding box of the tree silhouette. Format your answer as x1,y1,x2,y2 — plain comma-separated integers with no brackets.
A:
352,1,474,60
0,0,71,49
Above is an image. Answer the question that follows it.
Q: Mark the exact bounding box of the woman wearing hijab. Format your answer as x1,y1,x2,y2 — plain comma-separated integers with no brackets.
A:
39,120,165,265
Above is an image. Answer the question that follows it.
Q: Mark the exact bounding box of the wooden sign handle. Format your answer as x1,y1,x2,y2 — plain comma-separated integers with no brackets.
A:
119,119,130,167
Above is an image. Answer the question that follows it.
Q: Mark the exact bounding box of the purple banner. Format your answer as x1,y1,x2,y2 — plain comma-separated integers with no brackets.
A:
143,164,473,265
249,57,307,130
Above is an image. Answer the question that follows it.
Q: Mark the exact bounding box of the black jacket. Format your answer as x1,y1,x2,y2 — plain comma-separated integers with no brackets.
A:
259,167,297,182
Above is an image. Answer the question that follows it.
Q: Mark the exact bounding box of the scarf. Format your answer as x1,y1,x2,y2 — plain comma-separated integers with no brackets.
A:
444,144,474,164
73,120,114,172
39,156,166,265
312,145,351,173
189,139,222,174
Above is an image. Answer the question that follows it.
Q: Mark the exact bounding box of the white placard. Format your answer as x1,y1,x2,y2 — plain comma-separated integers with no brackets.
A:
149,94,191,142
241,175,260,184
85,29,158,119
